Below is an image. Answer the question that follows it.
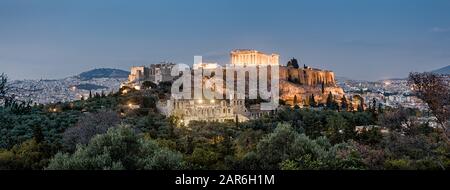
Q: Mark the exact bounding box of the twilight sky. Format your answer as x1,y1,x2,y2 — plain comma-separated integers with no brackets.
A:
1,0,450,80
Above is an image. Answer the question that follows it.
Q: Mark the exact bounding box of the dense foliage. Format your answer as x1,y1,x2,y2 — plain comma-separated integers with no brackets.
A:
0,73,449,170
47,126,185,170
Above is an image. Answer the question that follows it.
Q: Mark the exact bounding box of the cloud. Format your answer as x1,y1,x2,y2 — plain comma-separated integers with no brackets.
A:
431,27,450,33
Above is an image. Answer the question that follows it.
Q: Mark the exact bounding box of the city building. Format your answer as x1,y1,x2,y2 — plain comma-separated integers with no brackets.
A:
128,66,147,83
166,98,249,125
128,62,176,85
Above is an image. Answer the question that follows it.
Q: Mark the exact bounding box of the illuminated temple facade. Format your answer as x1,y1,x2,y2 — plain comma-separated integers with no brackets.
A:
165,99,249,125
231,49,279,66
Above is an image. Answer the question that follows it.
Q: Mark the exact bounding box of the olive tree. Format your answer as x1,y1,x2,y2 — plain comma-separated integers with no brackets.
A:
408,72,449,137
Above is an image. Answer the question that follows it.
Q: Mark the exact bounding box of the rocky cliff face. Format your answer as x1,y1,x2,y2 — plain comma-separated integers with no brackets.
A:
181,66,344,105
279,66,336,86
279,66,344,105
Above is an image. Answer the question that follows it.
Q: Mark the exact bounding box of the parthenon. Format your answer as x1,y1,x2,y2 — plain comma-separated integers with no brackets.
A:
231,49,279,66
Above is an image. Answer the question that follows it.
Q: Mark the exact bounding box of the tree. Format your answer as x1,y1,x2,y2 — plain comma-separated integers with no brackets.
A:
47,126,185,170
89,90,93,99
377,103,383,114
350,141,385,169
62,111,121,152
408,72,449,136
287,61,292,68
341,95,348,111
234,128,264,159
252,123,302,169
187,147,220,169
247,123,364,170
325,114,353,144
142,81,157,90
293,95,298,106
309,94,316,107
356,127,383,146
0,139,54,170
357,98,364,112
136,112,173,139
382,132,450,170
349,102,354,112
287,58,299,69
0,73,35,112
293,58,299,69
321,82,325,94
142,96,157,109
0,73,8,104
326,92,334,109
378,107,409,132
371,98,377,112
32,125,45,144
293,95,300,109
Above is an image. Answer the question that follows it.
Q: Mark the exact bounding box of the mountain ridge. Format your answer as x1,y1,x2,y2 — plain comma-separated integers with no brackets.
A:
432,65,450,75
78,68,129,80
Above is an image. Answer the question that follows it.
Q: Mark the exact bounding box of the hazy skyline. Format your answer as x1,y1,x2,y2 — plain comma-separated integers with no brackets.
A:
1,0,450,80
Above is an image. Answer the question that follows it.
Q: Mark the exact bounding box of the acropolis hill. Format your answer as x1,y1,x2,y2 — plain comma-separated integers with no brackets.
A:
279,64,344,106
125,49,345,107
230,49,344,105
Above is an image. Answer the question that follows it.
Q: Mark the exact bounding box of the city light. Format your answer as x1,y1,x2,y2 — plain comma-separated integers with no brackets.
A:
179,119,188,127
127,103,140,110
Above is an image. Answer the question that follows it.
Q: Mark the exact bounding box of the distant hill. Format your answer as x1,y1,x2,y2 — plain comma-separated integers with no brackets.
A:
432,65,450,75
78,68,129,80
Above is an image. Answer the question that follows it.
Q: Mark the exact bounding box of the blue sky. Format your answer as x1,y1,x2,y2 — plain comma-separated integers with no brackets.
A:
1,0,449,80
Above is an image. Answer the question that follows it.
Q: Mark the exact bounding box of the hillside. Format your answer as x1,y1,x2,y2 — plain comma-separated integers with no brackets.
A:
432,65,450,75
